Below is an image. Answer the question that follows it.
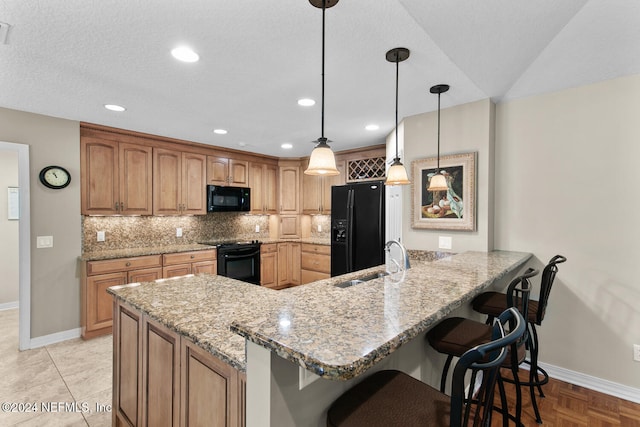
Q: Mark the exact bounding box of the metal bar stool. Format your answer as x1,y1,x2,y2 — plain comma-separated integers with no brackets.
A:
472,255,566,423
327,307,527,427
426,268,538,426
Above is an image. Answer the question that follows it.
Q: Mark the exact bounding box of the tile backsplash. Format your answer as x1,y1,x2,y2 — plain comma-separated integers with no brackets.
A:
82,213,270,252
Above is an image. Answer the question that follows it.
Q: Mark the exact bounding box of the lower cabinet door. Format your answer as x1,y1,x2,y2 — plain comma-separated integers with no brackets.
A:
163,264,192,278
114,301,142,427
192,260,216,275
86,272,127,333
142,317,180,427
181,338,239,427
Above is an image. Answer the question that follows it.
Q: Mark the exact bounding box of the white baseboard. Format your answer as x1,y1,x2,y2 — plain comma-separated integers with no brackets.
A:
0,301,19,311
29,327,82,349
529,361,640,404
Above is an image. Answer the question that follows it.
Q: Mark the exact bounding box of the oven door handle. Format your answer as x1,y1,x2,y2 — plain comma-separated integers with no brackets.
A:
223,249,261,259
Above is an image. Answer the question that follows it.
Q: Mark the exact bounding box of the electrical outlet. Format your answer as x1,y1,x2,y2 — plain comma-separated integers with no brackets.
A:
97,231,105,242
438,236,452,250
318,224,322,232
255,224,260,233
36,236,53,248
634,344,640,362
176,228,183,237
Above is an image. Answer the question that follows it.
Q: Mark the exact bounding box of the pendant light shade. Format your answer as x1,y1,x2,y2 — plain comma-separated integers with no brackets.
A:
384,47,411,186
305,0,340,176
427,84,450,192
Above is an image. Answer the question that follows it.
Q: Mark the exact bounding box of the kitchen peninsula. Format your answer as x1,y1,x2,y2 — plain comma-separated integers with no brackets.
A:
108,250,531,426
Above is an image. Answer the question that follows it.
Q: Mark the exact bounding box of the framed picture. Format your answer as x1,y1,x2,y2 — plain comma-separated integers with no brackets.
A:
411,152,476,231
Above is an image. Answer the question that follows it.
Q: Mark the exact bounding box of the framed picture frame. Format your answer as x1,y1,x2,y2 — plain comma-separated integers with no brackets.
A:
411,152,477,231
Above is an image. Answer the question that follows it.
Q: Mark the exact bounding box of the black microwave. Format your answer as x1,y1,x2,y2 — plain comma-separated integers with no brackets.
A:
207,185,251,212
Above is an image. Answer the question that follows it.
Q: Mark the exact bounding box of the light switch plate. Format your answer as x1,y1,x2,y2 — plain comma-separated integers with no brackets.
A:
176,228,183,237
438,236,452,250
97,231,105,242
36,235,53,248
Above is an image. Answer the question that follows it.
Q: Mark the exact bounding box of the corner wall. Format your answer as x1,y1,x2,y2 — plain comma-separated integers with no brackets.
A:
494,74,640,389
400,98,495,252
0,107,81,338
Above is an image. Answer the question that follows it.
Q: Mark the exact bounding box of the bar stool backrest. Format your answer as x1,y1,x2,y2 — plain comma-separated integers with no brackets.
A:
536,255,567,325
450,307,526,426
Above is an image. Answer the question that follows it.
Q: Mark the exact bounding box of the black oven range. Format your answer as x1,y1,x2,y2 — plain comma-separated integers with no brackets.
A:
215,240,261,285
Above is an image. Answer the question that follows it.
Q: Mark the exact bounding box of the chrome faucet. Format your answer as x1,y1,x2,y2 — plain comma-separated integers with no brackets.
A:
384,240,411,272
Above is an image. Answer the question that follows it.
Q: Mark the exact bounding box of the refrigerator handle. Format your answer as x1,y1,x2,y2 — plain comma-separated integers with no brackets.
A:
346,188,354,272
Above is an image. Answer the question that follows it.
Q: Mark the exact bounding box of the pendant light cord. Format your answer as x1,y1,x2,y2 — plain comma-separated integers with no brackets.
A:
394,52,399,160
320,0,326,140
436,91,441,172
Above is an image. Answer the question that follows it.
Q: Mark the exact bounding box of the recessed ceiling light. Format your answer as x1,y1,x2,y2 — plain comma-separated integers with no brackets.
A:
365,124,379,131
171,46,199,63
297,98,315,107
281,143,293,149
104,104,126,112
213,129,227,135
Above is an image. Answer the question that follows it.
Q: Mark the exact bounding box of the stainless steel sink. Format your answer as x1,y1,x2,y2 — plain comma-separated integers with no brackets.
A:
334,271,389,288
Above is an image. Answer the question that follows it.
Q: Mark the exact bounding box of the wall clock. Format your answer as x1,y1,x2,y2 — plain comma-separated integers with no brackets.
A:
39,165,71,189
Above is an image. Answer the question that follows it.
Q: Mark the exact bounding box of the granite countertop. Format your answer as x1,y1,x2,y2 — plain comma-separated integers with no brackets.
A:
108,250,530,379
80,243,216,261
81,238,330,261
230,251,531,380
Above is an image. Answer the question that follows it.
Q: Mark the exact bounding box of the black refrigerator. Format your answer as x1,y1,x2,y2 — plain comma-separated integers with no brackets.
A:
331,180,385,276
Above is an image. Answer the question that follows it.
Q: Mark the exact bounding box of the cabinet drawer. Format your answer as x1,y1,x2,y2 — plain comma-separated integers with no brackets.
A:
301,243,330,255
87,255,162,276
301,269,330,285
301,253,330,273
163,249,216,266
261,243,278,254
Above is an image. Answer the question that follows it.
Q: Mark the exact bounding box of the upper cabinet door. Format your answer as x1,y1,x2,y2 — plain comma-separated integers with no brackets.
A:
119,142,153,215
207,156,229,186
182,152,206,215
229,159,249,187
81,138,119,215
153,148,182,215
279,165,300,214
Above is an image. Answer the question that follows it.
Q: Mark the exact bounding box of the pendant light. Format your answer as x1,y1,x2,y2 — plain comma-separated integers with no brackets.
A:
384,47,411,186
305,0,340,176
427,84,450,192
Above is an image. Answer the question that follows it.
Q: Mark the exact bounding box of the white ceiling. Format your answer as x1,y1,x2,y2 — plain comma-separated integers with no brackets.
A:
1,0,638,157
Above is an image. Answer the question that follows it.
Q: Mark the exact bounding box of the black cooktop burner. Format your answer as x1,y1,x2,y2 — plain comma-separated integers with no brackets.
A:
214,240,261,249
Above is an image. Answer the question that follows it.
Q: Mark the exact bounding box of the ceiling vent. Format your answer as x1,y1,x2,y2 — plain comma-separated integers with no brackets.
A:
0,22,11,45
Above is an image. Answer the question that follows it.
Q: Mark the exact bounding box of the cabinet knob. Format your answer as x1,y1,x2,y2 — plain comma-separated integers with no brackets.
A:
190,255,195,259
125,262,131,267
115,202,120,211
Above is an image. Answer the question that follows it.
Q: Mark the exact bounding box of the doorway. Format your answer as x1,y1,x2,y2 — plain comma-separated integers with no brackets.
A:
0,141,31,350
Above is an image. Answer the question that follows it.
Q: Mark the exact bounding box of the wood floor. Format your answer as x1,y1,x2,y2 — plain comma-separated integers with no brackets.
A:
492,369,640,426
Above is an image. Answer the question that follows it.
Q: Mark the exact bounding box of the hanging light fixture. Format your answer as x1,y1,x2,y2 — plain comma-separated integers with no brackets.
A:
384,47,411,186
305,0,340,176
427,84,450,192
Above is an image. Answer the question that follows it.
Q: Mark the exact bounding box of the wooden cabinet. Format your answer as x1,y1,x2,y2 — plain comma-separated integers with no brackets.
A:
82,255,162,339
208,156,249,187
249,162,278,214
153,149,207,215
81,138,153,215
277,242,301,287
181,337,241,427
279,215,300,239
301,158,345,215
162,250,216,278
260,243,278,288
300,243,331,284
113,300,245,427
279,164,300,214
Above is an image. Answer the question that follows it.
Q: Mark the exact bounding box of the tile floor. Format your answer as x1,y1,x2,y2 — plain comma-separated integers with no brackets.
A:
0,309,112,426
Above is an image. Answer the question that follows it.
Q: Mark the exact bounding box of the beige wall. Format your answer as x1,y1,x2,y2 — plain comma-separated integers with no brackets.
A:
0,150,19,305
0,107,80,338
494,74,640,389
400,98,495,252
